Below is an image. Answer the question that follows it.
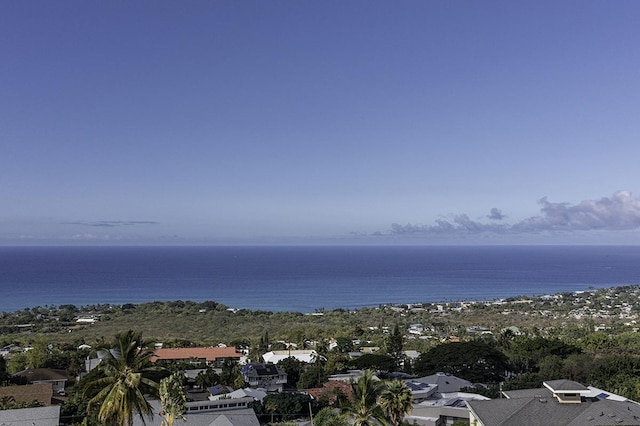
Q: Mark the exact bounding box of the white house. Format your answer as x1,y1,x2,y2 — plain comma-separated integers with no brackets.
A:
262,350,323,364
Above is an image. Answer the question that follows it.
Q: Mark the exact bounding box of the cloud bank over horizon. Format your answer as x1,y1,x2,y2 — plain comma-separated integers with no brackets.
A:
62,221,159,228
384,190,640,237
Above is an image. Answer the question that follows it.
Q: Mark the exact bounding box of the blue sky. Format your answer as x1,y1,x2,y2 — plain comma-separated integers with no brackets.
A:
2,1,640,244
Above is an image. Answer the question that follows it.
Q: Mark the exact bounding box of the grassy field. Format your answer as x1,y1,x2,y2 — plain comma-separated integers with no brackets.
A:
4,285,633,350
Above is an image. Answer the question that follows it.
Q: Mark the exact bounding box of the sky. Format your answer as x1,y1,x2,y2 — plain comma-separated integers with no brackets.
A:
2,1,640,245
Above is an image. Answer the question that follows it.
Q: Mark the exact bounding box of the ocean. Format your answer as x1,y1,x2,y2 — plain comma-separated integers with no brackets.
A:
1,245,639,313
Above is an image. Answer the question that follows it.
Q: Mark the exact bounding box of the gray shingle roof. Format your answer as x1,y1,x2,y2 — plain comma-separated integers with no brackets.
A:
502,387,551,399
132,404,260,426
567,399,640,426
468,393,640,425
13,368,69,382
0,406,60,426
544,380,590,392
409,372,472,393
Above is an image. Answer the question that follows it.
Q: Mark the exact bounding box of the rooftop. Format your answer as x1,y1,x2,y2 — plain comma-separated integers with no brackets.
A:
151,347,242,363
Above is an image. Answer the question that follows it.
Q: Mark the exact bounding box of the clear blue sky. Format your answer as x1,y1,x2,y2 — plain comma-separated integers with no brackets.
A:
2,1,640,244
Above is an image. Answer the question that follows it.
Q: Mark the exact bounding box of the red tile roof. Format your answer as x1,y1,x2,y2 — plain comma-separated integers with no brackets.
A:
151,347,242,363
305,381,352,404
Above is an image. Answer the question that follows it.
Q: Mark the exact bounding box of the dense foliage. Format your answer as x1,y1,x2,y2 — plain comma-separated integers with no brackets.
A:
414,340,510,383
4,285,640,423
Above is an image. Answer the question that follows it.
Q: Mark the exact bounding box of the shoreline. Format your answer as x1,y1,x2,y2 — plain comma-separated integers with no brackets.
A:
3,245,640,314
2,284,639,346
2,283,637,316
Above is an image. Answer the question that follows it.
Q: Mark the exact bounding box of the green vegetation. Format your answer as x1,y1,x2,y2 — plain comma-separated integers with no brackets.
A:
379,379,413,426
82,330,166,426
340,370,387,426
2,285,640,353
0,395,42,410
4,285,640,424
414,340,510,383
313,407,350,426
159,372,187,426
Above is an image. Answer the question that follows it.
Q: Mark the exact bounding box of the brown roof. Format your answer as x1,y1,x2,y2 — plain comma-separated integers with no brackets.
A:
151,347,242,363
0,383,53,406
305,381,352,404
13,368,69,382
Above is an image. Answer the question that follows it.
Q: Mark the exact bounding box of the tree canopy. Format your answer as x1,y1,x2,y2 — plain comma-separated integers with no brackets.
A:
414,341,510,383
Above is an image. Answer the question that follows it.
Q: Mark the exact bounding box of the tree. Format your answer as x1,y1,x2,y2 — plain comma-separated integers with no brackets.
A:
278,356,304,388
195,368,220,388
351,354,395,373
379,380,412,426
24,340,50,369
313,407,350,426
507,337,581,374
7,352,27,374
0,396,15,410
250,331,270,362
0,356,9,384
538,355,564,380
297,364,328,389
341,370,386,426
83,330,163,426
159,372,187,426
220,358,244,388
562,353,595,383
263,392,312,422
385,324,404,371
414,340,510,383
334,337,354,354
325,353,350,375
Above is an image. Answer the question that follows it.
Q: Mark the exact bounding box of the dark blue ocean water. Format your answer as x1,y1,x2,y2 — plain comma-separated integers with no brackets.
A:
1,245,639,313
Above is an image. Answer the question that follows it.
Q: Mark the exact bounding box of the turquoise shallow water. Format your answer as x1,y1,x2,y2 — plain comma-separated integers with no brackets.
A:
1,245,639,313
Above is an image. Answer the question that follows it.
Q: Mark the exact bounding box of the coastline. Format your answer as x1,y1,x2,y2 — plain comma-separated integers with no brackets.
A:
2,283,638,316
2,245,640,313
2,284,639,347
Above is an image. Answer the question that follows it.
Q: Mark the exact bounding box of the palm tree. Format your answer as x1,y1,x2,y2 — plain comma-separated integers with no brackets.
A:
341,370,387,426
313,407,350,426
159,372,187,426
379,380,412,426
83,330,162,426
0,395,16,409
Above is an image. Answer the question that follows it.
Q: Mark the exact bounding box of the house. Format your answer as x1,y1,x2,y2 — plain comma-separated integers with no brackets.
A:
0,405,60,426
241,363,287,392
304,380,351,405
407,372,473,398
409,324,425,335
403,373,487,425
327,370,377,383
207,384,235,398
262,349,324,364
151,347,243,367
406,391,490,426
0,344,22,358
0,383,54,406
83,355,103,376
403,349,420,361
186,396,257,414
467,379,640,426
131,399,261,426
403,350,420,369
12,368,68,396
404,381,438,402
209,387,267,403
